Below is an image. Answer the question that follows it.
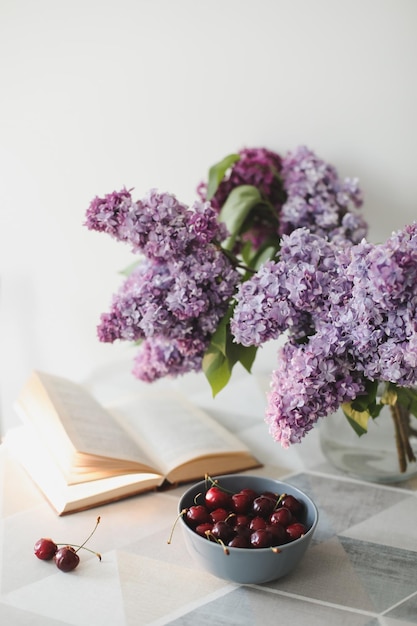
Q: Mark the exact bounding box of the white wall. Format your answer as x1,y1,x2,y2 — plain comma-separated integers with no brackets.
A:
1,0,416,431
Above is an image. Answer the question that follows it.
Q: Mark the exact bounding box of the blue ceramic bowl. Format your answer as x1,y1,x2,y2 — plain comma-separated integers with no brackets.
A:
179,474,318,584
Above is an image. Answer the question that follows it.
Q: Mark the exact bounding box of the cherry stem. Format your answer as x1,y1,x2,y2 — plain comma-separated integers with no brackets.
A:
205,530,230,555
56,543,102,560
272,493,286,511
204,474,235,494
56,516,101,560
193,492,203,505
167,508,187,544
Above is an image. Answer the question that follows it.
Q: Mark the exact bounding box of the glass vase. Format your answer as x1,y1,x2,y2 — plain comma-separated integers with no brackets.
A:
319,405,417,483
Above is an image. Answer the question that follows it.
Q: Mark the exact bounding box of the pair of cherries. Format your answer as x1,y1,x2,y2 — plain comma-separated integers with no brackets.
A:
34,516,101,572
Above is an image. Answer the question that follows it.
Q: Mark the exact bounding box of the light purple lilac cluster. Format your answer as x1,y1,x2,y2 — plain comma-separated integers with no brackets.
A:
85,188,239,381
231,223,417,447
279,146,367,244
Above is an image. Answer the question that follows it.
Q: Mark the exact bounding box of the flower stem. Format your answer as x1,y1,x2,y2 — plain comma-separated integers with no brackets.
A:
390,404,416,473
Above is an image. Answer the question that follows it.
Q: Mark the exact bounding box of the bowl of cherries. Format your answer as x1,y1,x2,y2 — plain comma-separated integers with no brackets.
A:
176,474,318,584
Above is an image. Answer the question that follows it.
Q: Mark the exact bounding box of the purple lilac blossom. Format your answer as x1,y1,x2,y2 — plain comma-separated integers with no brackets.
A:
230,229,348,346
88,189,240,382
279,146,367,244
85,189,226,261
266,341,366,447
132,337,206,382
231,223,417,447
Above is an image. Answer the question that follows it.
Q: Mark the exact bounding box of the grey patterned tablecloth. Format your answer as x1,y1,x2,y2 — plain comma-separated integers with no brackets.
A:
1,368,417,626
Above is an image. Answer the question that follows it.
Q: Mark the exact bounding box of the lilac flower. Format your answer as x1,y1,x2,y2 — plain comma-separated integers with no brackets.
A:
132,337,206,383
232,223,417,447
266,341,365,447
93,206,240,381
231,229,347,346
279,146,367,243
85,189,135,239
85,189,227,260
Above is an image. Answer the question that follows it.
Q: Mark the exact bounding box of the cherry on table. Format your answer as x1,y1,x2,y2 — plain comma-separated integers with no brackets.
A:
55,546,80,572
34,538,58,560
33,516,101,572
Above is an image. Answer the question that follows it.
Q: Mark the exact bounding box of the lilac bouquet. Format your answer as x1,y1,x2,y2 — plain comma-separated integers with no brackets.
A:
85,145,417,472
232,225,417,472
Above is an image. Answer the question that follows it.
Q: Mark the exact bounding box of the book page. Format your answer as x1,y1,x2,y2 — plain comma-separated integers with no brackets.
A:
15,371,258,485
110,389,256,477
4,426,163,515
18,372,158,473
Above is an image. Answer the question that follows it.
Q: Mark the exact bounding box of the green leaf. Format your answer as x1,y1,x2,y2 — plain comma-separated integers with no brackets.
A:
219,185,263,251
350,379,379,412
341,403,372,436
396,386,417,418
237,344,257,373
206,153,240,201
202,307,258,396
209,310,230,356
202,346,232,396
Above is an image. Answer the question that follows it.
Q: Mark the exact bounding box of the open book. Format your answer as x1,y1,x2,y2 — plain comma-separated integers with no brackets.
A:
5,371,260,515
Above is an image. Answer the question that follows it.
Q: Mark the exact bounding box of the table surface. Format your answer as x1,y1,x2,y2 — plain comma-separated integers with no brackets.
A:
1,364,417,626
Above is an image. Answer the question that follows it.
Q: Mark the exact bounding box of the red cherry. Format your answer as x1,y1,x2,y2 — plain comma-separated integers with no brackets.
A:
249,516,267,531
228,534,251,548
262,491,279,503
210,508,229,523
54,546,80,572
250,529,273,548
210,521,235,543
252,495,275,517
240,488,257,502
34,538,58,560
281,495,303,516
34,516,102,572
205,486,232,511
270,507,293,527
231,492,252,514
286,522,307,540
195,522,213,537
233,524,251,541
266,523,287,545
234,514,251,527
186,505,210,527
